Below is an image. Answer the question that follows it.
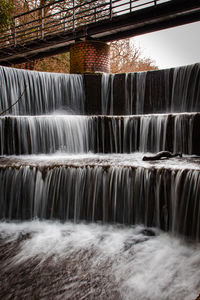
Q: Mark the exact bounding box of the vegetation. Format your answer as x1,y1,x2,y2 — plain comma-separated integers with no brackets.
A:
0,0,13,31
110,39,158,73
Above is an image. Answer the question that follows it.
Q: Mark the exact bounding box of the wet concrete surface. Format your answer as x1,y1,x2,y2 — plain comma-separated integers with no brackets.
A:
0,153,200,170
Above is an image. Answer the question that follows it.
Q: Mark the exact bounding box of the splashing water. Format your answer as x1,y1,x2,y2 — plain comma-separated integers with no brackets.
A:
0,221,199,300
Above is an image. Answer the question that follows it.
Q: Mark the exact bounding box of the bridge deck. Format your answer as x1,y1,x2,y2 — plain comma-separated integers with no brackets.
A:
0,0,200,65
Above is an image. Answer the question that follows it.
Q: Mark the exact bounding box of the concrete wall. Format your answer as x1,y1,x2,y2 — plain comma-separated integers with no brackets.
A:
84,63,200,115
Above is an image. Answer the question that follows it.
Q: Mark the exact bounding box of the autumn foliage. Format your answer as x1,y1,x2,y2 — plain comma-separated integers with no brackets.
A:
110,39,158,73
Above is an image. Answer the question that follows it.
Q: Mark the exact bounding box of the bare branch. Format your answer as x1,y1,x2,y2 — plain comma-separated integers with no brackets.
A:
110,38,158,73
0,85,27,116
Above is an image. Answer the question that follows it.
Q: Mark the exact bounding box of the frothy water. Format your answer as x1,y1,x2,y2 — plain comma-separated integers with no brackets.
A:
1,152,200,170
0,221,199,300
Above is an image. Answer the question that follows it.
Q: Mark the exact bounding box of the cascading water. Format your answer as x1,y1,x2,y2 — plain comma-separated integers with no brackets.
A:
0,65,200,300
1,113,199,154
100,63,200,115
0,66,85,114
0,155,200,240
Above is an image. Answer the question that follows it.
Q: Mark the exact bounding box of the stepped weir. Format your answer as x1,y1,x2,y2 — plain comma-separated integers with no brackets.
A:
0,64,200,299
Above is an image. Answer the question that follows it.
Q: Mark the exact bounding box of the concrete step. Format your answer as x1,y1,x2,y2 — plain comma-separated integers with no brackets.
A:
1,113,200,155
0,153,200,240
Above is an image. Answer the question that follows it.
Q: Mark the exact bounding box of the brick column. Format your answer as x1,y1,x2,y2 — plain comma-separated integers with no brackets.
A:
70,40,110,74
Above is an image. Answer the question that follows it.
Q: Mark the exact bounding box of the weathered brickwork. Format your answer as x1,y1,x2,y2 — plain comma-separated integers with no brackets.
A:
70,40,110,74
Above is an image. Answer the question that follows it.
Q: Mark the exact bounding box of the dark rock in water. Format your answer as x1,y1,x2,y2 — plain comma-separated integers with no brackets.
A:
123,230,157,251
140,228,156,236
124,237,149,251
142,151,182,161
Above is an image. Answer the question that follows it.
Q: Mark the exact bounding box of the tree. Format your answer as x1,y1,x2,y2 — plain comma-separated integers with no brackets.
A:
0,0,13,31
33,52,70,73
110,38,158,73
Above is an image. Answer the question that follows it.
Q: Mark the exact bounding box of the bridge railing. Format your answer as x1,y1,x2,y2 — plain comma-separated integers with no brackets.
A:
0,0,169,49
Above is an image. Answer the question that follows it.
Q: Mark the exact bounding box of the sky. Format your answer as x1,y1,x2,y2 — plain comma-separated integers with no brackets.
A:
132,21,200,69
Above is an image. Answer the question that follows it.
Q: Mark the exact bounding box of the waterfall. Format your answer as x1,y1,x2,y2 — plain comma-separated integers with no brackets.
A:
101,73,114,115
0,162,199,240
0,113,199,155
0,115,90,154
0,64,200,299
171,64,200,112
101,63,200,114
0,64,200,241
135,72,147,114
0,66,85,115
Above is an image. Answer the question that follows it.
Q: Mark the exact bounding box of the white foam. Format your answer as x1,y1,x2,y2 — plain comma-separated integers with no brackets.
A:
3,152,200,170
0,221,199,299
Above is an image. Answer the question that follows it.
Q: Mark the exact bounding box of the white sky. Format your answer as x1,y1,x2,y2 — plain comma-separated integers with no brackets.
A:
132,21,200,69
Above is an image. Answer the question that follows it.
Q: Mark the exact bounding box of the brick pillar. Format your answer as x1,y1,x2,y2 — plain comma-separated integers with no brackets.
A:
70,40,110,74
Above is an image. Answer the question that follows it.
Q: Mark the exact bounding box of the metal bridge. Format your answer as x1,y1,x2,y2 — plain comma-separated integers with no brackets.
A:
0,0,200,65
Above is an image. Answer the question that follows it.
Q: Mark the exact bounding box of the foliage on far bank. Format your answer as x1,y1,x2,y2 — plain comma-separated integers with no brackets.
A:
110,39,158,73
0,0,13,31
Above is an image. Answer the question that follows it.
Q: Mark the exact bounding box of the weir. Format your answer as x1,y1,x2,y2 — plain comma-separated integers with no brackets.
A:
86,63,200,114
0,155,200,240
1,113,200,155
1,64,200,299
0,67,85,114
1,63,200,115
0,64,200,241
